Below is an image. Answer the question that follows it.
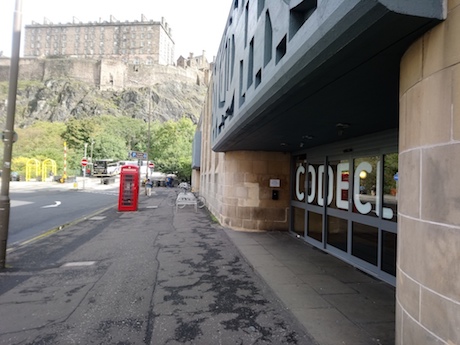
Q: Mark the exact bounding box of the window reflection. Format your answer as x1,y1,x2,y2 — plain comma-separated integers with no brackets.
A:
383,153,398,222
291,151,398,279
327,216,347,251
307,211,322,242
307,163,322,206
293,155,306,202
352,222,378,265
329,159,349,210
292,207,305,236
382,231,397,275
353,156,379,218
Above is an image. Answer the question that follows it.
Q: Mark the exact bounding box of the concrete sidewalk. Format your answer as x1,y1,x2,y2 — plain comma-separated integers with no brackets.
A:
0,187,395,344
224,229,395,345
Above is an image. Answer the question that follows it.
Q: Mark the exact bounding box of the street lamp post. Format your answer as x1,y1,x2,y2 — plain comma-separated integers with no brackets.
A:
0,0,23,268
147,89,151,180
90,139,94,163
83,143,88,189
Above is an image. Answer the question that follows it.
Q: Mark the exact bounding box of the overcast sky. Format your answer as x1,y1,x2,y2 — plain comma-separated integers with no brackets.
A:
0,0,232,61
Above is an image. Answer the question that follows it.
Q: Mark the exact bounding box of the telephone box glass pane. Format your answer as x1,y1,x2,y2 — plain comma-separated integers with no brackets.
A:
122,175,135,206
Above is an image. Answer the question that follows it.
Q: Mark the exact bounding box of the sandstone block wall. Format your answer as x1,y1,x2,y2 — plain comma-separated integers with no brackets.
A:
197,77,291,231
397,1,460,343
200,150,290,231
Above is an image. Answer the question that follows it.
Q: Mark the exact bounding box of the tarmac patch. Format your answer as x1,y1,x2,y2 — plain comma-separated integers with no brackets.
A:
88,216,106,221
10,200,34,208
61,261,96,267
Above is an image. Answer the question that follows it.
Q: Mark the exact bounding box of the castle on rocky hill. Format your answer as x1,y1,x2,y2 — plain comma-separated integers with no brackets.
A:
0,15,212,90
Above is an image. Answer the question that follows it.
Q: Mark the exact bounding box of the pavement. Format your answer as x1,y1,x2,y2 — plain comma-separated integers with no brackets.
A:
0,179,395,345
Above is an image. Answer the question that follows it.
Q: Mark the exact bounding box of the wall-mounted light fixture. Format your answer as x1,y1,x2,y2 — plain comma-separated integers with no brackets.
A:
336,123,350,136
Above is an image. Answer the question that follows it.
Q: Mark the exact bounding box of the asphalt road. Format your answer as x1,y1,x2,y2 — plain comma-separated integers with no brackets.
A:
8,184,118,246
0,188,316,345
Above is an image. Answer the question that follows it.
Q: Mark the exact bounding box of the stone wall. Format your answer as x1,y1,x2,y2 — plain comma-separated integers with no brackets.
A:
397,1,460,343
0,58,206,89
43,59,101,86
197,79,291,231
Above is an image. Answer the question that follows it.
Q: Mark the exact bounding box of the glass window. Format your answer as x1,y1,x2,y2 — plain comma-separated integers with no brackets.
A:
381,231,397,276
352,222,378,265
383,153,398,222
353,156,379,218
327,215,347,251
293,155,306,202
307,211,322,242
307,162,322,206
329,159,349,210
292,207,305,237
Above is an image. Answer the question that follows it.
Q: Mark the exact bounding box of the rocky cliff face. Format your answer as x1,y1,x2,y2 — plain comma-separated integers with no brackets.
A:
0,59,208,128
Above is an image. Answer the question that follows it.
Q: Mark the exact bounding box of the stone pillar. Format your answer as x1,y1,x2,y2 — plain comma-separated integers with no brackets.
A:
397,1,460,343
219,151,290,230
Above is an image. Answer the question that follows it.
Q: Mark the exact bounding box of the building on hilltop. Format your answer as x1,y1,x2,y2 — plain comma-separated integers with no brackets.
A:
176,51,212,86
177,51,209,70
24,15,175,66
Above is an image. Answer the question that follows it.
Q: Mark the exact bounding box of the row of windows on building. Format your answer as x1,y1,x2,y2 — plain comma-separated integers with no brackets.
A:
29,25,156,35
28,47,157,56
31,33,156,41
214,0,318,138
30,41,155,49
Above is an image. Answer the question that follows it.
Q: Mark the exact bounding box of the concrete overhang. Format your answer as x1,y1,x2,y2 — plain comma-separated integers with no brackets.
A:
212,0,444,152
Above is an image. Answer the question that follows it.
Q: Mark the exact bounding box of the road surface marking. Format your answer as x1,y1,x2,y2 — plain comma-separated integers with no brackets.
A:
11,200,33,208
41,201,62,208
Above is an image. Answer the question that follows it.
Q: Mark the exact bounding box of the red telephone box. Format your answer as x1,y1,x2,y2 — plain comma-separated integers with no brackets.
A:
118,165,140,212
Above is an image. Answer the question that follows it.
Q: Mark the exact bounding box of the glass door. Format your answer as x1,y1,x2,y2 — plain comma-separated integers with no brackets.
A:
304,159,325,246
290,152,398,285
325,156,351,257
291,155,306,237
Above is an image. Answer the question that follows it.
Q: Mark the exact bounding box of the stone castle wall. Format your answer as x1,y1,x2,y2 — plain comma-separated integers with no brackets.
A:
0,57,207,89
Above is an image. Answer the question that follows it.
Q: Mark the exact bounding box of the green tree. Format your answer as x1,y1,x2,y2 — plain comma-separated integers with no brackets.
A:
61,118,97,150
90,115,147,160
92,131,129,160
61,116,147,161
2,113,196,180
150,117,195,180
11,121,70,176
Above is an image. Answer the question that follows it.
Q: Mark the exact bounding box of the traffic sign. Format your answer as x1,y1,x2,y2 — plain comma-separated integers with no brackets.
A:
129,151,147,160
149,162,155,168
81,158,88,166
